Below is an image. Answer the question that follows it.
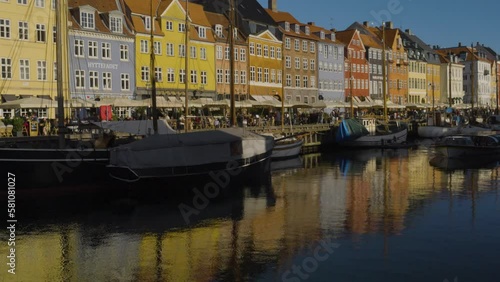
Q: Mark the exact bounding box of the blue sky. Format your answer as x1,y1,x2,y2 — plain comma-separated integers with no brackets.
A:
257,0,500,54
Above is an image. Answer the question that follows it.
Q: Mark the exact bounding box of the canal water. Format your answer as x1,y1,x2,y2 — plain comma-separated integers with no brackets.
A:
1,145,500,282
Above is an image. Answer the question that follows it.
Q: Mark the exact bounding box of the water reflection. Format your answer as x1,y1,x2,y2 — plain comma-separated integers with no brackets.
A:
2,149,499,281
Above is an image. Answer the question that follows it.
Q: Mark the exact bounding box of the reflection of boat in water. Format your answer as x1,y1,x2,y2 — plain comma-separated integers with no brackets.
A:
429,155,499,171
271,156,303,172
432,133,500,159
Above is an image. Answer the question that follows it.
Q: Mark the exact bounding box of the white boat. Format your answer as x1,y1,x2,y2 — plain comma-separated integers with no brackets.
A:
272,137,304,160
432,133,500,159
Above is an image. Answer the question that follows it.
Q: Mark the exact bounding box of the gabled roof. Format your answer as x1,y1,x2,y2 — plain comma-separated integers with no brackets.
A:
400,29,440,64
307,24,343,45
68,0,134,36
124,0,171,17
439,46,491,63
190,0,276,26
205,11,246,44
346,22,383,48
264,9,316,40
335,29,357,46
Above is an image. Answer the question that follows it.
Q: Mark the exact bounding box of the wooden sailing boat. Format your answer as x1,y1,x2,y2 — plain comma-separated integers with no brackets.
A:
335,23,408,148
107,0,274,182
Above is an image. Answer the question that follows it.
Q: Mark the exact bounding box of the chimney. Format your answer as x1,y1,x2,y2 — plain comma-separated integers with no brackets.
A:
385,21,393,29
268,0,277,12
307,22,315,26
458,42,462,47
405,29,412,35
363,21,370,27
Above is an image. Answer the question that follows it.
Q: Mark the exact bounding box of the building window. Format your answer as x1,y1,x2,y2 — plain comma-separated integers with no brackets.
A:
240,70,246,84
74,39,84,57
120,44,129,61
270,46,275,59
101,42,111,59
166,21,173,31
154,41,161,55
200,47,206,60
75,70,85,88
102,72,111,90
310,59,315,71
250,66,255,81
311,76,316,88
52,25,56,43
19,59,29,80
215,25,223,37
256,44,262,56
234,70,239,84
277,47,281,60
225,47,230,60
144,16,151,30
121,73,129,90
1,58,11,79
303,76,308,88
36,24,46,42
190,46,196,58
177,69,185,83
18,21,27,40
140,40,149,53
37,60,46,80
141,66,149,81
249,43,255,55
110,16,122,33
263,45,269,57
240,48,246,62
35,0,44,8
295,57,300,69
201,71,207,85
166,43,174,56
178,23,185,32
302,40,308,52
257,67,262,82
178,44,185,57
167,68,175,82
294,39,300,51
234,47,238,61
286,74,291,87
264,68,269,83
198,27,206,38
18,0,28,4
285,38,291,49
271,69,275,83
89,71,98,89
81,11,95,29
216,46,223,60
285,56,291,68
154,67,162,82
310,42,315,53
303,58,308,70
216,69,223,83
295,75,300,87
190,70,197,84
88,41,97,58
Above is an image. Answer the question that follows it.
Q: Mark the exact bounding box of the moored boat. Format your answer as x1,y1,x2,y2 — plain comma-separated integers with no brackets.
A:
432,133,500,159
335,118,408,148
272,137,304,160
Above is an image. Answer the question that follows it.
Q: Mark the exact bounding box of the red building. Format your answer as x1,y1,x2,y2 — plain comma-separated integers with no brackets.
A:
336,29,369,99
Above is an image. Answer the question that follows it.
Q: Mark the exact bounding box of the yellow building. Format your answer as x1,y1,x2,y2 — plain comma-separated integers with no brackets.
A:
0,0,70,118
126,0,216,100
248,30,283,98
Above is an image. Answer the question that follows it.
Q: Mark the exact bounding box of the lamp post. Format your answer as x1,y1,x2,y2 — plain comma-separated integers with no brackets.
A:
429,82,435,125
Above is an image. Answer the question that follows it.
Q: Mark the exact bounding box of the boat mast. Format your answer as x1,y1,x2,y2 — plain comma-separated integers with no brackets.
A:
229,0,236,127
184,1,189,132
56,0,66,148
281,38,285,132
448,52,452,108
150,0,158,134
471,43,475,112
381,22,387,123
